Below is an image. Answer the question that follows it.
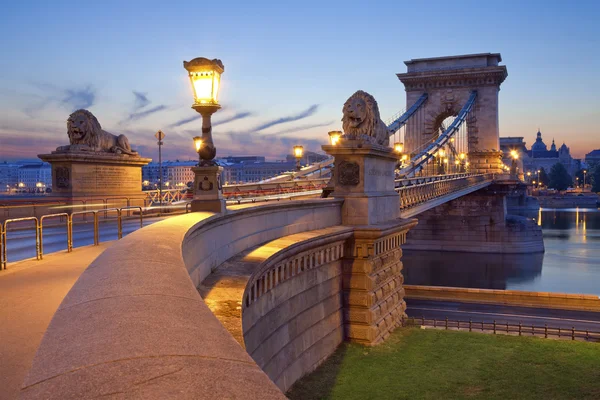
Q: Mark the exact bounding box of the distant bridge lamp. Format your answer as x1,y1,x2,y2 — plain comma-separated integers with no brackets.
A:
293,145,304,171
184,57,224,165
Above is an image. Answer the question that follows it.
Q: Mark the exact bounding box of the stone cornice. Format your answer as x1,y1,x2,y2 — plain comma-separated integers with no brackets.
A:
397,66,507,91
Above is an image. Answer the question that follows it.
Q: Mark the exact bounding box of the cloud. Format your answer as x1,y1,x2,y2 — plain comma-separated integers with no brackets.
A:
62,85,96,111
122,105,168,123
132,91,150,110
262,120,335,136
252,105,319,132
168,111,253,129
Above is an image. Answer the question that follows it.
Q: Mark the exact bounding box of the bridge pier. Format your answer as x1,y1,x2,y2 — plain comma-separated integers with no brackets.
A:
323,140,417,345
404,183,544,253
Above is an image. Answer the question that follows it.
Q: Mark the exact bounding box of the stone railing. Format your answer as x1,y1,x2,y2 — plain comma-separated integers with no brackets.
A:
397,173,493,211
241,227,353,392
21,199,343,399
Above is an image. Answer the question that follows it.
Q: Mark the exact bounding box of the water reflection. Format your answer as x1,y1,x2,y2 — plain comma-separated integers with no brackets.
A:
403,208,600,295
403,251,543,290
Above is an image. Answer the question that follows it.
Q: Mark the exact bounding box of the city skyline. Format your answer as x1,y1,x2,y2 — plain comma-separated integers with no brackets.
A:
1,0,599,163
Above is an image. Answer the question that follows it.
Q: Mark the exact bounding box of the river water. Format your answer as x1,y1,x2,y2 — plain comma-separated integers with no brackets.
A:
403,208,600,296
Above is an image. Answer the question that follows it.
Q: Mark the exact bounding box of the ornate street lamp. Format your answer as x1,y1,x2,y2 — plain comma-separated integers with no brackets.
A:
294,145,304,171
394,142,404,154
583,169,587,189
328,131,342,146
184,57,224,165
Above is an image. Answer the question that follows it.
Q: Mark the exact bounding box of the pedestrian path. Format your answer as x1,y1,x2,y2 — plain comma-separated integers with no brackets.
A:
0,243,112,400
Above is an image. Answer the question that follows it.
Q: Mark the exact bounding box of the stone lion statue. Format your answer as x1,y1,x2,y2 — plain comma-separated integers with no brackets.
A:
341,90,390,147
63,109,138,155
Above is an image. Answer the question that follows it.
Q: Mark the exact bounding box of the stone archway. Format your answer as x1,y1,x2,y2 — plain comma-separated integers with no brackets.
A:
397,53,507,173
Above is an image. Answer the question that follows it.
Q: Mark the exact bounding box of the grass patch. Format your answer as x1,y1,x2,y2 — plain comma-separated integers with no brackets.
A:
287,328,600,400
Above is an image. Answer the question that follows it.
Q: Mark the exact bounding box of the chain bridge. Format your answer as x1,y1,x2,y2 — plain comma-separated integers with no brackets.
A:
3,53,546,400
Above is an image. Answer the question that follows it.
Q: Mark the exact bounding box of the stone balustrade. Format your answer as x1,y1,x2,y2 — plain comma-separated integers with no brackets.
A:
20,199,343,399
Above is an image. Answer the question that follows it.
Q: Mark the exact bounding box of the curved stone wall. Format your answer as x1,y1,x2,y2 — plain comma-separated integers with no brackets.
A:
241,227,353,392
21,199,342,399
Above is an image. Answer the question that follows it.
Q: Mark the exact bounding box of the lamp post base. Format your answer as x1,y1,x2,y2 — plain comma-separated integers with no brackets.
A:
190,165,226,213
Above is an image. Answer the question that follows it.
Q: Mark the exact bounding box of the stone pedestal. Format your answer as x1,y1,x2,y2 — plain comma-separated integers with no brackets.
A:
191,165,226,213
469,150,503,174
322,140,401,225
38,151,151,205
323,139,417,345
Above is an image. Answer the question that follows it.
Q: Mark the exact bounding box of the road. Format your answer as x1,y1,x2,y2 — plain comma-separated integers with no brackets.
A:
3,215,167,264
406,298,600,333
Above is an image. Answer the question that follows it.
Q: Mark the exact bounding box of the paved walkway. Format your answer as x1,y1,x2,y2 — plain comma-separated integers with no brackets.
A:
0,243,112,400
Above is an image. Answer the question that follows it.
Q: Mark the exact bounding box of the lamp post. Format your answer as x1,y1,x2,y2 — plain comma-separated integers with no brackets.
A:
183,58,223,166
583,170,587,190
294,145,304,171
527,171,531,183
155,130,165,207
537,169,540,186
184,57,226,213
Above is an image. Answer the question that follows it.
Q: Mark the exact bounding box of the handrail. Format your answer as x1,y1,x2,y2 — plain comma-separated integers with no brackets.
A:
386,92,429,134
39,213,71,258
3,217,40,265
1,223,5,270
71,210,99,246
120,206,143,230
103,208,123,239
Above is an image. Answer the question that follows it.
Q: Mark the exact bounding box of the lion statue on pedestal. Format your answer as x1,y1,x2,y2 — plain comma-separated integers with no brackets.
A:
62,109,138,155
341,90,390,147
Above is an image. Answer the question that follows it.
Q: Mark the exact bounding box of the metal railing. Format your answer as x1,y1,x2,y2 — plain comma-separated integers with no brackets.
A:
397,173,493,210
1,206,146,270
406,317,600,342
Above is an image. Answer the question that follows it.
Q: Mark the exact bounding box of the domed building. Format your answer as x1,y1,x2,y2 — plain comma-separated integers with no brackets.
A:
500,130,580,178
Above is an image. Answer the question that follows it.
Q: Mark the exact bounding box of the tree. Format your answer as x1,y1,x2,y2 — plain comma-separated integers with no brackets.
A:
538,167,550,187
548,163,572,191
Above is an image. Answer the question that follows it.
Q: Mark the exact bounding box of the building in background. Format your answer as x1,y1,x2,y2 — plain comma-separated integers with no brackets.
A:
16,162,52,192
0,162,20,192
585,149,600,166
219,158,296,184
500,130,580,177
142,160,197,189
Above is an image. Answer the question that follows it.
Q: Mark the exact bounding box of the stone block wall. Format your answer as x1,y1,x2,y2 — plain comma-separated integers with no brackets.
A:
342,223,415,345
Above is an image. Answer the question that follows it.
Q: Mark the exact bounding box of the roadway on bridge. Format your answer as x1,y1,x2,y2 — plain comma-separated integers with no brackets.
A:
405,299,600,333
4,215,167,265
0,243,113,400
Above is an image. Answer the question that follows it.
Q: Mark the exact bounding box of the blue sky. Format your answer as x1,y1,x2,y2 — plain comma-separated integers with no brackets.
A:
0,0,598,161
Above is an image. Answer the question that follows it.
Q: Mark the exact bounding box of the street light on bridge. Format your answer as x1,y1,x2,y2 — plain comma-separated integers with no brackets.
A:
294,145,304,171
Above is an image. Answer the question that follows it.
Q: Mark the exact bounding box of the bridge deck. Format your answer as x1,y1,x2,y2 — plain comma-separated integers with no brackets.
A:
0,243,112,400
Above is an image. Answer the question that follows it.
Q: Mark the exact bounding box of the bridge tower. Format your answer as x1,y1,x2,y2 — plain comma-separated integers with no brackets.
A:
397,53,507,174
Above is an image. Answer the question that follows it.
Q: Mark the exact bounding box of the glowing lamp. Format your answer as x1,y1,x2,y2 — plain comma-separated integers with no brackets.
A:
443,158,448,164
294,145,304,159
527,172,531,176
454,160,460,165
394,142,404,154
184,58,224,106
510,150,518,159
193,136,203,152
328,131,342,146
36,182,42,188
459,153,466,160
438,149,445,158
401,154,408,161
